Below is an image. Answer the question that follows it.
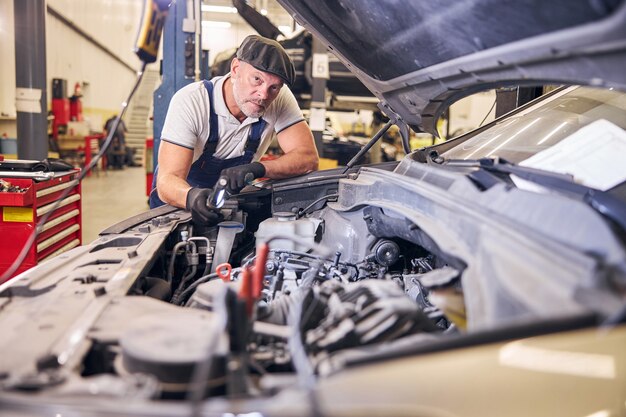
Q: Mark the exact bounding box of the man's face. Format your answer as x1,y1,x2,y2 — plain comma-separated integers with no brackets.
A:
231,59,284,118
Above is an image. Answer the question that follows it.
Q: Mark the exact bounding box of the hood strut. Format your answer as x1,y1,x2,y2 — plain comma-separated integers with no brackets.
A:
343,120,393,173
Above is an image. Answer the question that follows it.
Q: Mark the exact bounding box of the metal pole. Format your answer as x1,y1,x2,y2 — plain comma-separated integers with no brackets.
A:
310,37,327,158
153,0,194,168
14,0,48,160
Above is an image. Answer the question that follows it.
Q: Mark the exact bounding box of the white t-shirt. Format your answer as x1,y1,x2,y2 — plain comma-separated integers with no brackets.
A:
160,74,304,162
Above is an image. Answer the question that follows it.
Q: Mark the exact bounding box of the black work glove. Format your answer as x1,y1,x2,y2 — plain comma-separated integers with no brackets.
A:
185,187,223,226
220,162,266,194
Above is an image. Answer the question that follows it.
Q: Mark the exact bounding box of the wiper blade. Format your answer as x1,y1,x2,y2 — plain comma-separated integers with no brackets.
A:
459,157,576,184
443,157,626,233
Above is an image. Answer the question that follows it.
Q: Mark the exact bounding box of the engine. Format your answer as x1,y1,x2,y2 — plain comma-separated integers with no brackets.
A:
108,190,465,399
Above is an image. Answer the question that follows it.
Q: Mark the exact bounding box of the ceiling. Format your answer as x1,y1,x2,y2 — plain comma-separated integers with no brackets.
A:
202,0,296,33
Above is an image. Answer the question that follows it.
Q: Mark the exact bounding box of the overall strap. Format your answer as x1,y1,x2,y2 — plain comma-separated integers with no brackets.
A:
202,80,220,155
243,118,268,155
203,78,267,157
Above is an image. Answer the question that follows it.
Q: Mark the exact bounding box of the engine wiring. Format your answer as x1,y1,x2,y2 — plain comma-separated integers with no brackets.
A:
177,236,338,306
142,209,453,411
243,247,359,275
296,193,339,219
178,272,223,306
478,97,497,127
187,284,230,417
262,235,325,415
182,233,332,417
288,289,323,416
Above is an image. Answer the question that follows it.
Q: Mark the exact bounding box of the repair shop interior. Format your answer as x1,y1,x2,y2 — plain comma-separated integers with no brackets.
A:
0,1,625,416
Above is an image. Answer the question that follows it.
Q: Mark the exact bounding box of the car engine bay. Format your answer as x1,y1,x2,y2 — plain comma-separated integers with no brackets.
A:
82,169,459,400
0,160,624,409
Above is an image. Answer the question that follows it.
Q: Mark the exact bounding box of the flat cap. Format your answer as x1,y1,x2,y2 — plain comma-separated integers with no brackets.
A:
236,35,296,86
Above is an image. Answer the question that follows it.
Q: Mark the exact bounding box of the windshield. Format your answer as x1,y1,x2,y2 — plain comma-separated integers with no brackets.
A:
441,86,626,162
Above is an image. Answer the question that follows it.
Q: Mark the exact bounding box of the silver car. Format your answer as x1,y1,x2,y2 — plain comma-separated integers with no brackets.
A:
1,1,625,416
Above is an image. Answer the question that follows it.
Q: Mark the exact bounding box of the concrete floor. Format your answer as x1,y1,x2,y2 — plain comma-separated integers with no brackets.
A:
80,166,151,244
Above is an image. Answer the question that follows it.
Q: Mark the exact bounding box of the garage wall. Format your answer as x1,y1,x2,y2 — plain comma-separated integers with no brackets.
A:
0,0,144,134
200,0,295,65
48,0,142,67
202,25,256,65
0,0,17,121
447,91,497,138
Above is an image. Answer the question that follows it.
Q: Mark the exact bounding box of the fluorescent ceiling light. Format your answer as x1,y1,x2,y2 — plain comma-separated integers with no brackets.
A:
201,5,237,13
202,20,232,28
278,25,292,34
537,121,568,145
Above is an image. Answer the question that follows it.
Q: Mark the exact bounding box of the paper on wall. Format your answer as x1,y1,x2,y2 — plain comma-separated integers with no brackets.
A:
518,119,626,191
309,107,326,132
312,53,330,79
15,88,42,114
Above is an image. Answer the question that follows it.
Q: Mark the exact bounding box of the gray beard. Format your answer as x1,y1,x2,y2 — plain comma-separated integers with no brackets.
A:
232,77,265,119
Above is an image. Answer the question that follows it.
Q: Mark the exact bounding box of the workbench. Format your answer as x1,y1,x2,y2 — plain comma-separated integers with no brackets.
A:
56,133,107,175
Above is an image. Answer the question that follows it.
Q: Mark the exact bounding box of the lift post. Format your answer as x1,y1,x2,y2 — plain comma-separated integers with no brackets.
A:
152,0,208,169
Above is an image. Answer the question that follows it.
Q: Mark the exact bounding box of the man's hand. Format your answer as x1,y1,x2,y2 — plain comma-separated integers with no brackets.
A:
186,188,223,226
220,162,266,194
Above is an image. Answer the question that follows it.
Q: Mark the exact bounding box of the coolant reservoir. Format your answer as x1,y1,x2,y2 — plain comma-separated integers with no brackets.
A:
255,212,316,251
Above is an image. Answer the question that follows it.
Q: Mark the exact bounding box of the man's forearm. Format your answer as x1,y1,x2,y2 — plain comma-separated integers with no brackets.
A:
157,173,192,208
261,149,319,179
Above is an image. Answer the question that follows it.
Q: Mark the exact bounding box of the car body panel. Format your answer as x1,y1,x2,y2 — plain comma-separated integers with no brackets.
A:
313,325,626,417
276,0,626,134
322,163,625,328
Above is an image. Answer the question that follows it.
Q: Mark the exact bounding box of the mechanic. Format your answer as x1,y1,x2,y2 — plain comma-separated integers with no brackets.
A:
149,35,319,225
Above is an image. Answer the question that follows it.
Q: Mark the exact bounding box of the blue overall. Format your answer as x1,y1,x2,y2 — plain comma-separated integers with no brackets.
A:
149,80,267,208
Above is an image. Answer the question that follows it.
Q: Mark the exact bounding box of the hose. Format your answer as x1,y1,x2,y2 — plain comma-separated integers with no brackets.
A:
171,265,197,305
188,236,213,276
179,271,223,306
166,240,197,283
170,240,201,304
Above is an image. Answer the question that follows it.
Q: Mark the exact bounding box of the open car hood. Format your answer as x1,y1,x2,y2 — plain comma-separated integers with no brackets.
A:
275,0,626,135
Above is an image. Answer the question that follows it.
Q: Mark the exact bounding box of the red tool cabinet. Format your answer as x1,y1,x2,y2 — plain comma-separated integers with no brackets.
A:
0,170,82,279
145,138,154,196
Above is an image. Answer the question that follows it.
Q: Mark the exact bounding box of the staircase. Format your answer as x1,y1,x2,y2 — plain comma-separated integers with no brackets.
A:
124,69,160,165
